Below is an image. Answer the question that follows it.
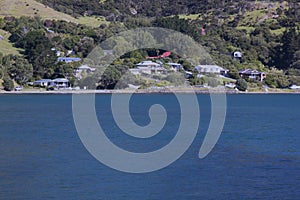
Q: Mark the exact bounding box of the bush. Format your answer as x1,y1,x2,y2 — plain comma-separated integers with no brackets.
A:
208,78,219,87
236,79,248,91
3,77,14,91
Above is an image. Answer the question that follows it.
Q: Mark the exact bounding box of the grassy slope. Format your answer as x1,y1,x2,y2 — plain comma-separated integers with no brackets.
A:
0,0,109,27
0,29,21,55
0,0,109,56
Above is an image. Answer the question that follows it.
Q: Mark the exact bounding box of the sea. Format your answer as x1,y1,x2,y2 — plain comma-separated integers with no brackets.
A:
0,94,299,199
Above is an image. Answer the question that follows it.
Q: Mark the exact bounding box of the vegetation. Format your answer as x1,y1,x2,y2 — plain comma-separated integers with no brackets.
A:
2,76,14,91
0,0,299,90
236,79,248,91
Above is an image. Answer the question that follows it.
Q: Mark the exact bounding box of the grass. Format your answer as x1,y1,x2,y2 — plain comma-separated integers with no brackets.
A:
236,26,255,34
178,14,201,20
0,29,21,55
0,0,110,27
239,9,267,26
270,27,286,35
0,0,76,21
76,16,110,28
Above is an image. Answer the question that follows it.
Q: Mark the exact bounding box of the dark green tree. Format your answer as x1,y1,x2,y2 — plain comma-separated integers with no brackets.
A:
236,79,248,91
3,77,14,91
15,30,57,77
4,55,33,84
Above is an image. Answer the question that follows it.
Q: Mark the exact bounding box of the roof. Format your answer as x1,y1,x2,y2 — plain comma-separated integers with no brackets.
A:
136,61,160,67
238,69,265,75
58,57,81,62
195,65,228,72
233,51,242,58
167,63,182,67
34,79,53,83
78,65,95,71
53,78,69,82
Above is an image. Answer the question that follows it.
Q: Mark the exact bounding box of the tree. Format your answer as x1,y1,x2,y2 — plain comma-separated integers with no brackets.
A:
274,28,300,69
15,30,57,77
208,78,219,87
98,65,125,89
4,55,33,84
165,72,186,86
3,77,14,91
236,79,248,91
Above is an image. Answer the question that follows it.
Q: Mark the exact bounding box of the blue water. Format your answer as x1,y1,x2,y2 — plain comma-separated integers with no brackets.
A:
0,94,299,199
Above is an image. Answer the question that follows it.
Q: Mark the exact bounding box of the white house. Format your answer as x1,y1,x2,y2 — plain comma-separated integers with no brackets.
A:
195,65,229,75
74,65,96,73
136,61,160,68
33,79,53,87
233,51,242,59
52,78,70,89
130,61,166,75
238,69,266,82
33,78,70,89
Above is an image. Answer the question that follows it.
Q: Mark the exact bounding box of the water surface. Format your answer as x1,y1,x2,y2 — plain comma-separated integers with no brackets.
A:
0,94,299,199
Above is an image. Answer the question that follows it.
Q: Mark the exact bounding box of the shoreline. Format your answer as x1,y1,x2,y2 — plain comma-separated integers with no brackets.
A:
1,88,300,95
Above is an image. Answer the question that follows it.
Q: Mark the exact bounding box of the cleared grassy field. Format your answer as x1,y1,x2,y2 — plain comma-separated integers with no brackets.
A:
0,29,21,55
0,0,109,27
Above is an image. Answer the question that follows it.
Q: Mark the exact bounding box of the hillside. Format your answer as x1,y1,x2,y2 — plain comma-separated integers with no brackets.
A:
0,0,109,27
0,0,299,91
0,29,20,55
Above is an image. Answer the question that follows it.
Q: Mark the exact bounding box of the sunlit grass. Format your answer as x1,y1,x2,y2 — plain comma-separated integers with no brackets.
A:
0,29,21,55
0,0,110,27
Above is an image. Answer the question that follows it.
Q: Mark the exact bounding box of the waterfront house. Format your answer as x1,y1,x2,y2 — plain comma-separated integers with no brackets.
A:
33,78,70,89
238,69,266,82
130,61,166,75
33,79,53,87
52,78,70,89
195,65,229,76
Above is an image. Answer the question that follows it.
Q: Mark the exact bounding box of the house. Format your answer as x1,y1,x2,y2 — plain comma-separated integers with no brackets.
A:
195,65,229,76
33,79,53,87
33,78,70,89
130,61,166,75
57,57,81,63
185,71,193,78
74,65,96,73
52,78,70,89
238,69,266,82
136,61,160,68
167,63,183,71
74,65,96,79
233,51,242,59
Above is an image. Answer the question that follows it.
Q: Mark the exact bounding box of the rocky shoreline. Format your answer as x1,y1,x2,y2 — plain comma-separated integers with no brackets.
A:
1,88,300,95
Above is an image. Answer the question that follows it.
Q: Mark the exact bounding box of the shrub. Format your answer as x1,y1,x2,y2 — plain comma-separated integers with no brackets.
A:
3,77,14,91
208,78,219,87
236,79,248,91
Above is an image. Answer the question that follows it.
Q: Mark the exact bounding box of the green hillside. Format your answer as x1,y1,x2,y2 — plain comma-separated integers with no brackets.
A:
0,0,299,90
0,0,109,27
0,29,20,55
